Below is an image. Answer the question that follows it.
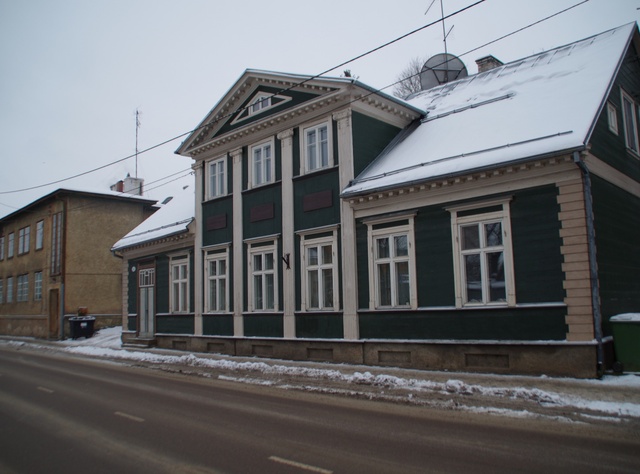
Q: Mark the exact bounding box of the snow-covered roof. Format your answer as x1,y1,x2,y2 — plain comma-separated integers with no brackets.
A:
112,175,195,251
342,23,637,197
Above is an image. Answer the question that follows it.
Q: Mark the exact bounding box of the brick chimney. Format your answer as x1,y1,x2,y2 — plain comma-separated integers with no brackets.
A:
475,55,503,73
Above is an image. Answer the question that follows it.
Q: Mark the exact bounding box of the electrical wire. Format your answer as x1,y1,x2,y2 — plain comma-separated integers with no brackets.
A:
0,1,484,197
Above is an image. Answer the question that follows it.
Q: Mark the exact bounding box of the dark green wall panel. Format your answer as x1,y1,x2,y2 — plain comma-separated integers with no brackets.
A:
203,315,234,336
511,185,565,303
592,175,640,335
243,314,284,338
359,307,567,340
296,313,344,339
352,111,402,176
156,315,194,334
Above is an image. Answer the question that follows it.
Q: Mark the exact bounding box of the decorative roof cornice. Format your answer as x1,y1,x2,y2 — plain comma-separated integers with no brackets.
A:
346,155,573,205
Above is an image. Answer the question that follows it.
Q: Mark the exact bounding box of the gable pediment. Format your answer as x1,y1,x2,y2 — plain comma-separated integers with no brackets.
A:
177,71,345,157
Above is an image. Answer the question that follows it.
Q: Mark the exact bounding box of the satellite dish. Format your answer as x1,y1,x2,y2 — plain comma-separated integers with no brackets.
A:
420,53,468,91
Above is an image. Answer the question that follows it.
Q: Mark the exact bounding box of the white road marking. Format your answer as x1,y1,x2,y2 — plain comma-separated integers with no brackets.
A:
268,456,332,473
37,386,54,393
114,411,145,422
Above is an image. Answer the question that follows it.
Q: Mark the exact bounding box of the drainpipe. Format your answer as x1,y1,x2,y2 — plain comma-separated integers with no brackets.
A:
58,196,68,340
573,151,604,377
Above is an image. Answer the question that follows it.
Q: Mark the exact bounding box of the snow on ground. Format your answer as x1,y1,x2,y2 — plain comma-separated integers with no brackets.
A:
47,326,640,424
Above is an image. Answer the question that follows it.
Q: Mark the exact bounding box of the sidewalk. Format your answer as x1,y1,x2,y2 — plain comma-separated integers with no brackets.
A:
3,327,640,429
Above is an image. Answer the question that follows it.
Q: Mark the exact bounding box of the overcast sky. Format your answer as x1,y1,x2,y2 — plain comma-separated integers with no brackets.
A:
1,0,639,219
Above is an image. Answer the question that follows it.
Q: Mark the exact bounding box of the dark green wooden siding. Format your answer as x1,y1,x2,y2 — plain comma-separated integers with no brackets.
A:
202,196,233,246
511,185,565,303
156,315,194,334
243,314,284,337
293,168,341,231
592,175,640,335
415,207,455,307
589,44,640,182
359,307,567,340
357,186,567,340
296,313,344,339
242,184,282,240
203,315,234,336
352,111,402,176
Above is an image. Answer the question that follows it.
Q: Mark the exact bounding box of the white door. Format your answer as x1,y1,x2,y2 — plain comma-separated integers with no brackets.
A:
138,267,155,338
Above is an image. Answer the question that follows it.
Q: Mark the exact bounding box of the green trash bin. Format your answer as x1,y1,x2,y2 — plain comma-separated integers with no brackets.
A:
611,313,640,373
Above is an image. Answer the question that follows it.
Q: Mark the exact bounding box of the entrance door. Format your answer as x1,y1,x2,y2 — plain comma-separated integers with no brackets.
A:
48,289,60,339
138,267,155,338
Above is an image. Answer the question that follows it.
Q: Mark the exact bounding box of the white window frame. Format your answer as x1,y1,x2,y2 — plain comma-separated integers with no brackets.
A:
607,102,618,135
249,93,272,116
0,236,4,260
366,216,417,310
36,220,44,250
300,231,339,311
18,226,30,255
621,89,639,154
34,271,43,301
206,155,227,200
247,241,278,312
301,120,333,174
0,278,3,304
204,247,229,313
8,232,14,259
17,274,29,302
169,254,190,313
249,138,275,188
6,276,13,303
448,199,515,308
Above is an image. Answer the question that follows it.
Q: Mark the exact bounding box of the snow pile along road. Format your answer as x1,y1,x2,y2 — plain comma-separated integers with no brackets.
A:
50,327,640,426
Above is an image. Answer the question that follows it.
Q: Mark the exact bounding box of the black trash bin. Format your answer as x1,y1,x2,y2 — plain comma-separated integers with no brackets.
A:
69,316,96,339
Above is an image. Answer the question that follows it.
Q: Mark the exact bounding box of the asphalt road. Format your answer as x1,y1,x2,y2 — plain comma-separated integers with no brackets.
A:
1,345,639,474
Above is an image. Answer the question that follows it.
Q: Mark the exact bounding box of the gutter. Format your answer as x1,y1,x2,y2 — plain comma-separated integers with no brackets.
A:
573,151,605,377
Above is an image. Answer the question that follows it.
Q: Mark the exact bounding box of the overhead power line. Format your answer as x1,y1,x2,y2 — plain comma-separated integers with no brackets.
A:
0,1,484,196
1,0,590,197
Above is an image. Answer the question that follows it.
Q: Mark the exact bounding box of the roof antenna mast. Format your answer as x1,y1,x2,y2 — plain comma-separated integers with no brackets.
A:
425,0,454,82
135,108,141,179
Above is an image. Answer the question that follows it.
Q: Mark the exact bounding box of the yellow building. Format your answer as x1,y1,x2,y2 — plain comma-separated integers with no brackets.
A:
0,188,155,339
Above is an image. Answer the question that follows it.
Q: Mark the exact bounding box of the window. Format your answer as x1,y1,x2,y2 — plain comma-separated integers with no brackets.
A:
17,274,29,302
51,212,63,275
607,102,618,135
6,276,14,303
8,232,14,259
303,122,332,173
170,255,189,313
205,249,228,313
18,226,30,255
250,140,274,187
449,200,515,307
34,271,43,301
366,217,417,309
248,242,278,312
0,236,4,260
250,95,271,115
207,156,226,199
300,232,338,311
0,279,3,304
36,220,44,250
622,89,639,154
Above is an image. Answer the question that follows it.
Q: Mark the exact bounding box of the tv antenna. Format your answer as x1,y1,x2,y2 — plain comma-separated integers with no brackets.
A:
135,108,141,178
425,0,455,82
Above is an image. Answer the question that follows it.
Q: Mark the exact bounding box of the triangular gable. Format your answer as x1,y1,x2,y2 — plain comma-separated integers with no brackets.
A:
176,70,347,156
230,90,293,125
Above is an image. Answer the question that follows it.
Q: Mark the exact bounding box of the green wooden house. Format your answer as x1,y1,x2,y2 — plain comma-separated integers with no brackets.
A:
125,23,639,377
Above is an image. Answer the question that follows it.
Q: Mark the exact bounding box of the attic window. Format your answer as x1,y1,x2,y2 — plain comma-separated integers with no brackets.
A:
231,92,293,125
250,95,271,115
621,89,639,154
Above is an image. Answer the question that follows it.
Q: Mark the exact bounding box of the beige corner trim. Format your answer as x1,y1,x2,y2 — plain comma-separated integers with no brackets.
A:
557,176,595,341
